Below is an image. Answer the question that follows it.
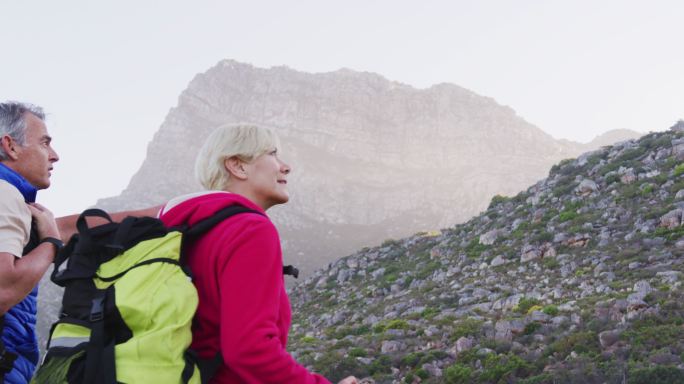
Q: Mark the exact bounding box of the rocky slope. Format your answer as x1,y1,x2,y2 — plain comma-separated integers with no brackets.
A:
287,121,684,383
93,59,640,276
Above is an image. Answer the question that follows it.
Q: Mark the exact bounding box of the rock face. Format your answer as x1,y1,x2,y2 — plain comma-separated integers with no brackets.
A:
94,59,639,276
287,127,684,383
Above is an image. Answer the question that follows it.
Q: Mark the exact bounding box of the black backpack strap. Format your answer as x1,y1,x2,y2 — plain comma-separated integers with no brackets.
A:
184,350,223,384
83,291,117,384
183,205,262,238
0,315,18,379
179,205,262,265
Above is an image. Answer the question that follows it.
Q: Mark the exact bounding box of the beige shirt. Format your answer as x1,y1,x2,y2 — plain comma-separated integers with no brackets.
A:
0,180,31,258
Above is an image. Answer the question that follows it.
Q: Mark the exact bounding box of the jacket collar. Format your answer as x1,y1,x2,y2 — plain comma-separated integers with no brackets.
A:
0,163,37,203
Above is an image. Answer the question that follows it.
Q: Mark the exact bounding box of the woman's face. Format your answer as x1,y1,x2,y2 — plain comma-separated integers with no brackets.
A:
243,149,291,210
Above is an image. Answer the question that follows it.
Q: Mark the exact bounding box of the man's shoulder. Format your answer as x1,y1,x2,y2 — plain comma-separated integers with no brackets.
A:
0,180,27,211
0,180,31,257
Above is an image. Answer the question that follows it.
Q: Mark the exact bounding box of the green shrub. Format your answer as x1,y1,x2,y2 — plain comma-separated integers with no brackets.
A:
401,352,423,368
518,373,554,384
385,319,410,331
489,194,510,210
628,366,684,384
558,210,578,222
368,355,393,376
421,307,440,319
674,164,684,177
548,331,600,358
617,147,647,163
381,238,401,247
451,318,484,341
550,158,576,176
605,173,620,184
514,297,541,314
534,231,554,243
524,322,541,335
444,363,473,384
641,184,655,196
313,353,370,381
542,305,559,316
480,353,534,383
542,258,560,270
416,261,442,279
348,347,367,358
415,368,429,379
465,238,488,259
622,317,684,351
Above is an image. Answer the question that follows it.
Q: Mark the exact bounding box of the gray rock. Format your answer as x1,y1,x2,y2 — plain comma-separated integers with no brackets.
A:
495,319,526,341
551,316,569,327
490,255,506,267
371,268,386,279
649,352,682,365
424,325,440,337
521,245,542,263
337,269,353,283
421,363,443,377
529,311,551,323
455,337,473,353
672,138,684,159
676,189,684,200
480,229,499,245
656,271,680,284
576,179,599,196
628,261,643,269
381,340,405,353
356,357,374,365
633,280,653,295
598,329,622,348
659,209,683,229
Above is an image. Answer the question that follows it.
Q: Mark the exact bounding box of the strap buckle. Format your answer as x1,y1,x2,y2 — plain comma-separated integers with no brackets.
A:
90,296,105,322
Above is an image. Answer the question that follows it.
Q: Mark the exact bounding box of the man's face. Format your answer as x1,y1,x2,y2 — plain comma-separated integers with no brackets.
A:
10,113,59,189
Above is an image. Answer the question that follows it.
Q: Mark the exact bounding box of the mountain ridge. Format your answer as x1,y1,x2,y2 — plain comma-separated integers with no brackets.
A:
94,59,642,276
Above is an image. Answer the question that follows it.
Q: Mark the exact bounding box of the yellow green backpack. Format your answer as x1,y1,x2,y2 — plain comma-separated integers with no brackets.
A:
32,207,258,384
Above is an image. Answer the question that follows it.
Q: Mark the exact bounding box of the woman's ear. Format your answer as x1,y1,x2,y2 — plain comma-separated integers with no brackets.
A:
224,156,248,180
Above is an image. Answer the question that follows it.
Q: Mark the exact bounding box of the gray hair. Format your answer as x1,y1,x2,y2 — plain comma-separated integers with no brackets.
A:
0,101,46,161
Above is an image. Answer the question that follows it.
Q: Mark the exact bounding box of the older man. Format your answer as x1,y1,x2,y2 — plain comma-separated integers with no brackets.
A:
0,102,62,383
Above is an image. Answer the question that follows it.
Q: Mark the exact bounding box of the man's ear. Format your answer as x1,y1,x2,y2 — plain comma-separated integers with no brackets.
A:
0,135,19,161
224,156,248,180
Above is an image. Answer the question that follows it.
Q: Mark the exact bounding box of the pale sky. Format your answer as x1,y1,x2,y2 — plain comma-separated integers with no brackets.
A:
1,0,682,216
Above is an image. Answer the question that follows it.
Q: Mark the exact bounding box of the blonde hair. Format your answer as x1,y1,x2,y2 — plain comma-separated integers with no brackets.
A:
195,124,280,190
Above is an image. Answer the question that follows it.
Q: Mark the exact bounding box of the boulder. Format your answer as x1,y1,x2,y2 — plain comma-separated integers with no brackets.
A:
521,245,542,263
480,229,499,245
598,329,622,348
576,179,599,196
660,209,683,229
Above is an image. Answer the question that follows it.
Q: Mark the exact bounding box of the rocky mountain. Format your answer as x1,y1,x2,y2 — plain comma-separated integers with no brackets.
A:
93,59,641,276
286,122,684,383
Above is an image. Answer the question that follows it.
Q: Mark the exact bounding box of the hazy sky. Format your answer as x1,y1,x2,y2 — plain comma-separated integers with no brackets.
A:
1,0,683,215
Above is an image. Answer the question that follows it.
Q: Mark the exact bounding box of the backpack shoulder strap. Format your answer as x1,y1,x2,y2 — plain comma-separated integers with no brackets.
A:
182,205,262,238
180,205,299,279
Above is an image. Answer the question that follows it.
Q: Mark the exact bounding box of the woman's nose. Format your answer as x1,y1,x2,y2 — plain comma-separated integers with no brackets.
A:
281,161,291,174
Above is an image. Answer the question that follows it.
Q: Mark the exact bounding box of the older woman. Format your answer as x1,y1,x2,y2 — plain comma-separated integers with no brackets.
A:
159,124,356,384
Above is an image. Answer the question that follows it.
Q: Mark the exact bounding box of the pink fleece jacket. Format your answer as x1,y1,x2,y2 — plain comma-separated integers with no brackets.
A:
160,192,330,384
